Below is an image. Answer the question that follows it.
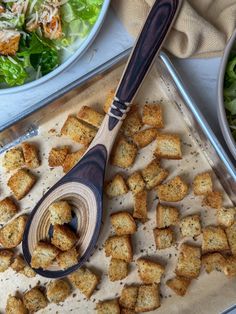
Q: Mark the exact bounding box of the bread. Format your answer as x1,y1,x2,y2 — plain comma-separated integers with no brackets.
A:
154,133,182,159
6,295,27,314
46,279,71,303
111,137,138,169
121,109,143,137
0,249,14,272
135,284,160,313
141,159,169,190
0,30,20,55
133,190,147,221
0,197,18,223
11,254,36,278
202,226,229,254
7,169,36,200
48,201,72,225
96,299,120,314
202,191,223,209
77,106,104,128
217,207,235,227
31,241,59,269
121,308,135,314
56,247,79,270
127,171,145,195
180,214,201,238
119,285,138,310
63,147,87,173
48,146,69,167
142,104,163,128
153,227,174,249
103,90,115,113
132,128,158,148
225,222,236,255
105,174,129,198
51,224,77,251
0,215,27,248
23,287,47,313
224,256,236,277
193,172,213,195
105,235,133,262
22,142,40,169
108,258,129,282
110,211,137,235
166,276,191,296
137,258,165,284
156,176,188,202
202,253,226,273
156,204,179,228
3,147,25,171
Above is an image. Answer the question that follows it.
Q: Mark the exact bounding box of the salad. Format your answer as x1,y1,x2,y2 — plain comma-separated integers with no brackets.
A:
224,52,236,141
0,0,103,87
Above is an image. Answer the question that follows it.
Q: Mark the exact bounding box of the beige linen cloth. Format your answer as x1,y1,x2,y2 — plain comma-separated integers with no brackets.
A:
112,0,236,58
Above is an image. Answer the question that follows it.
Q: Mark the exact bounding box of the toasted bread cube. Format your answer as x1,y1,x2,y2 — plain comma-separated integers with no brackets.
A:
175,243,201,278
48,146,69,167
166,276,191,296
156,204,179,228
21,265,36,278
96,299,120,314
0,30,20,55
217,207,235,227
122,109,143,137
3,148,25,171
142,104,163,128
193,172,213,195
61,116,96,145
6,295,27,314
23,287,47,313
202,226,229,254
63,147,87,173
0,250,14,272
111,211,136,235
153,227,174,249
108,258,129,282
127,171,145,195
51,224,77,251
135,284,160,312
105,235,133,262
68,267,100,298
77,106,104,128
224,256,236,277
11,254,36,277
46,280,71,303
203,191,223,209
156,176,188,202
132,128,158,148
0,215,27,248
226,222,236,255
137,258,165,284
180,214,201,238
22,142,40,169
31,241,59,269
133,190,147,221
121,309,135,314
0,197,18,223
202,253,226,273
111,138,138,169
7,169,36,200
103,90,115,113
119,285,138,310
56,247,79,270
105,174,128,198
48,201,72,225
154,133,182,159
141,159,169,190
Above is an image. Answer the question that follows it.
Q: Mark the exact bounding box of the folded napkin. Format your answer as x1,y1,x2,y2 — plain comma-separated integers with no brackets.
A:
112,0,236,58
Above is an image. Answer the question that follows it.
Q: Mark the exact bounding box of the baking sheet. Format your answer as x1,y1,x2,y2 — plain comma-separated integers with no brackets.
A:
0,63,235,314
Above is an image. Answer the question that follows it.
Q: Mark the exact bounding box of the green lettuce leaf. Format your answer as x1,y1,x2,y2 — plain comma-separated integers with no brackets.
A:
0,56,27,86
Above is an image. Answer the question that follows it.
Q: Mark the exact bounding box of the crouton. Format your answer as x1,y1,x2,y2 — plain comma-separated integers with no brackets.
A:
43,15,62,39
127,171,145,195
103,90,115,113
110,211,136,235
202,191,223,209
51,224,77,251
6,295,27,314
193,172,213,195
132,128,158,148
61,116,96,145
121,109,143,137
21,265,36,278
153,227,174,249
105,174,128,198
68,267,99,298
23,287,47,313
56,247,79,270
225,222,236,255
7,169,36,200
133,190,147,221
154,133,182,159
135,284,160,312
0,30,20,55
96,299,120,314
46,280,71,303
0,5,4,13
63,147,87,173
0,197,18,223
142,104,163,128
108,258,129,281
156,204,179,228
31,241,59,269
224,256,236,277
11,254,36,277
121,309,135,314
77,106,104,128
111,137,138,169
180,214,201,238
105,235,133,262
166,276,191,296
156,176,188,202
217,208,235,227
175,243,201,278
137,258,165,284
0,215,27,248
48,146,69,167
202,226,229,254
0,250,14,272
22,142,40,169
141,159,169,190
202,253,226,273
3,147,25,171
48,201,72,225
119,285,138,310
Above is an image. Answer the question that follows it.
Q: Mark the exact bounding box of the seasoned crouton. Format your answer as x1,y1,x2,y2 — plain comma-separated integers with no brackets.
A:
23,287,47,313
96,299,120,314
156,176,188,202
43,15,62,39
225,222,236,255
51,224,77,251
31,241,59,269
180,214,201,238
156,204,179,228
6,295,28,314
127,171,145,195
202,253,226,273
105,235,133,262
48,146,69,167
202,226,229,254
224,256,236,277
0,5,4,13
105,174,128,198
11,254,36,277
0,215,27,248
132,128,158,148
0,30,20,55
56,247,79,270
108,258,129,282
202,191,223,209
217,208,235,227
154,133,182,159
137,258,165,284
46,280,71,303
135,284,160,312
111,137,138,169
0,197,18,223
3,147,25,171
142,104,163,128
175,243,201,278
21,265,36,278
103,90,115,113
48,201,72,225
119,285,138,310
63,147,87,173
61,116,96,145
141,159,169,190
121,308,135,314
193,172,213,195
166,276,191,296
110,211,136,235
68,267,100,298
0,250,14,272
22,142,40,169
77,106,104,128
133,190,147,221
7,169,36,200
121,109,143,137
153,227,174,249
